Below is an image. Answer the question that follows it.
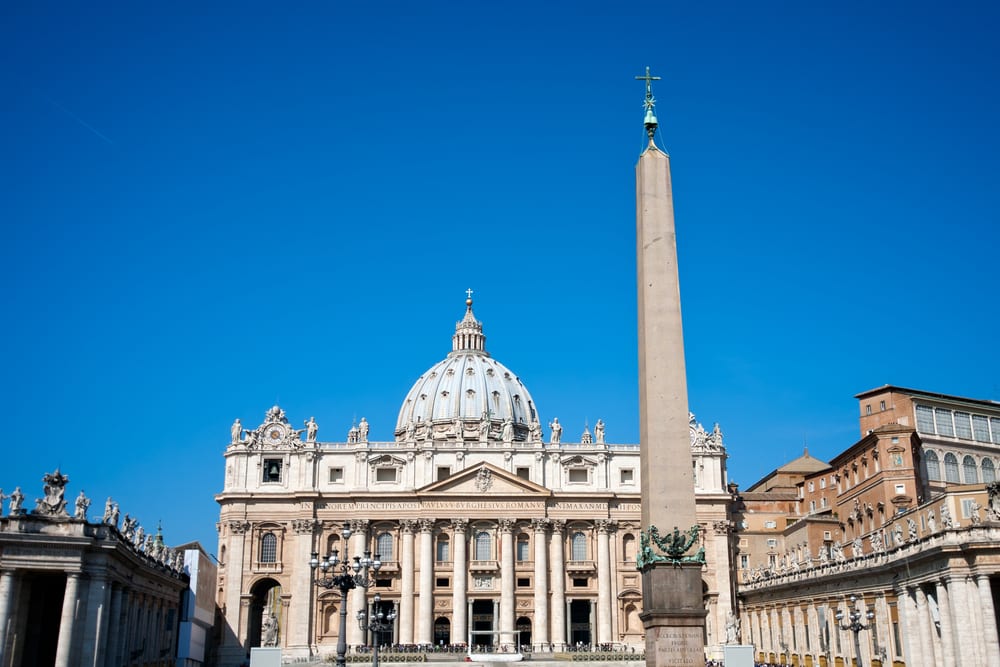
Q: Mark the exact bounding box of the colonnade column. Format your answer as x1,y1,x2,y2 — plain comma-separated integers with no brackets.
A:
532,519,550,650
0,570,17,664
499,519,515,648
914,586,937,667
949,576,977,667
80,570,110,662
896,588,918,667
223,521,250,653
549,520,567,651
417,518,435,645
935,580,957,667
399,520,416,644
977,575,1000,667
451,519,469,645
104,584,124,667
54,572,81,667
347,520,369,649
595,520,613,645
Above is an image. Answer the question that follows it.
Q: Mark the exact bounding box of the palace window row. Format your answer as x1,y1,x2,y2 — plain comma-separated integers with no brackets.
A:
924,450,997,484
916,405,1000,444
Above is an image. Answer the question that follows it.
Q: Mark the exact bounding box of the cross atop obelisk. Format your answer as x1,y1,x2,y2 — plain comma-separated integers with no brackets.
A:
633,67,706,665
634,66,661,140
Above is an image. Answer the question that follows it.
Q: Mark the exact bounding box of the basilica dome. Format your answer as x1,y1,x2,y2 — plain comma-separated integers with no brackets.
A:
395,299,540,443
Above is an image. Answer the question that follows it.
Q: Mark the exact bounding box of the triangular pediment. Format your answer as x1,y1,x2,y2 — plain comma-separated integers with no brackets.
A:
418,462,551,497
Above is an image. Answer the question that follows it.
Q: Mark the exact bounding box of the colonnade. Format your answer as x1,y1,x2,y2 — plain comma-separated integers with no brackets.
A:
0,568,180,667
743,575,1000,667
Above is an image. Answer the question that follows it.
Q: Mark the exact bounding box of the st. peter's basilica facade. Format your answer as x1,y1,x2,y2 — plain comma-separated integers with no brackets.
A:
214,298,736,664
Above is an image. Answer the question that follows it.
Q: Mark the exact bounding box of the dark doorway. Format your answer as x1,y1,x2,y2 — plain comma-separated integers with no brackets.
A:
20,572,65,667
370,598,396,647
516,617,531,650
569,600,592,647
434,617,451,646
471,600,495,647
248,578,282,648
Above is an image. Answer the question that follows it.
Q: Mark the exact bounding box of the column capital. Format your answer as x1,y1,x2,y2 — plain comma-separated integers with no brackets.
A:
401,519,418,534
595,519,617,534
418,518,435,533
550,519,566,533
498,518,516,533
229,521,250,534
451,518,469,534
531,518,550,533
349,519,370,534
292,518,318,535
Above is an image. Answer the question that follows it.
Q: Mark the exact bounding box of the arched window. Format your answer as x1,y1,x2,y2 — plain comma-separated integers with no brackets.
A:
376,532,393,561
436,535,450,562
944,453,960,483
516,534,530,562
475,531,492,561
260,533,277,563
963,456,979,484
925,451,940,481
571,531,587,561
983,458,996,483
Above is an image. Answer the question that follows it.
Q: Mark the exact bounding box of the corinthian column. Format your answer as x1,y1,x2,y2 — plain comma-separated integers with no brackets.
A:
596,520,615,645
499,518,516,648
348,520,370,649
399,520,416,644
977,575,1000,667
549,520,567,650
451,519,469,645
418,519,435,645
289,519,317,655
532,519,550,650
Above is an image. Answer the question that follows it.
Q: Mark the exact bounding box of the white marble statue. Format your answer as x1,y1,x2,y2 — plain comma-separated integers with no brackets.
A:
9,487,23,514
853,536,863,558
927,509,936,533
549,418,562,444
501,418,514,443
358,417,369,442
304,416,318,442
594,419,605,444
480,414,491,441
529,420,541,443
941,503,954,528
969,500,982,525
725,613,740,644
231,418,242,443
262,613,279,646
74,490,90,520
907,518,918,541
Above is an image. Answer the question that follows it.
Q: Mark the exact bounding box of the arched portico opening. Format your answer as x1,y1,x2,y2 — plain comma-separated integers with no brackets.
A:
248,578,282,648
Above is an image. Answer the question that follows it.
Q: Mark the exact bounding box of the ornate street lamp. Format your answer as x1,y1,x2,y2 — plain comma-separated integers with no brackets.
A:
310,523,382,667
835,595,875,667
358,592,397,667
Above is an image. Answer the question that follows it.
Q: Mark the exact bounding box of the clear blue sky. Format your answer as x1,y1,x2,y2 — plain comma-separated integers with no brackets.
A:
3,1,997,554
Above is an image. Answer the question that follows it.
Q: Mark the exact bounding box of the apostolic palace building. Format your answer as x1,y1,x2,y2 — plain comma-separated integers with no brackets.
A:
214,298,736,664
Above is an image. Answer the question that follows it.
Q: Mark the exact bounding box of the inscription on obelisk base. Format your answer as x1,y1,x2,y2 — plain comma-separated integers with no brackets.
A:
641,565,707,666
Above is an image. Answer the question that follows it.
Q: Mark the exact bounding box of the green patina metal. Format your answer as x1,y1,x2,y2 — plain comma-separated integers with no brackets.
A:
636,524,705,569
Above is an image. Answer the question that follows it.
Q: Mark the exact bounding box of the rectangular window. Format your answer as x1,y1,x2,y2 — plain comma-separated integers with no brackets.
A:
436,577,450,588
375,468,397,483
880,400,886,411
739,554,749,569
935,408,955,436
517,577,531,587
375,578,392,588
328,467,344,483
764,520,777,529
820,497,827,508
809,500,816,512
516,467,530,480
572,577,588,588
895,483,906,494
437,466,451,481
972,415,991,442
866,404,872,415
263,459,282,483
992,417,1000,444
568,469,588,483
620,469,634,484
820,478,826,489
954,412,973,440
767,538,778,548
961,498,978,518
915,405,935,434
808,481,814,492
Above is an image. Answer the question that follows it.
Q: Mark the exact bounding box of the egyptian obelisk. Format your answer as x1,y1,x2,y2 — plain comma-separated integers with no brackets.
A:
634,67,706,666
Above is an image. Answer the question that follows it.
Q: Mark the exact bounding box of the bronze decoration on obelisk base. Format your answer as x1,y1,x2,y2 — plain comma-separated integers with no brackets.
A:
634,67,707,666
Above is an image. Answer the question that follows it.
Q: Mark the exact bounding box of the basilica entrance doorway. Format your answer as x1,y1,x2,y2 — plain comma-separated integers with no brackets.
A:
471,600,495,647
569,600,592,647
516,617,531,649
18,572,64,666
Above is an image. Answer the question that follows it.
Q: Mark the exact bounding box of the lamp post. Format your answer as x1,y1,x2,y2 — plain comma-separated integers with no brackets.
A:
310,523,382,667
836,595,875,667
358,592,397,667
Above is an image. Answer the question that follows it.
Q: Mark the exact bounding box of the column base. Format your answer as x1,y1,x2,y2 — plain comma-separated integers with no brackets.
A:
640,564,706,667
